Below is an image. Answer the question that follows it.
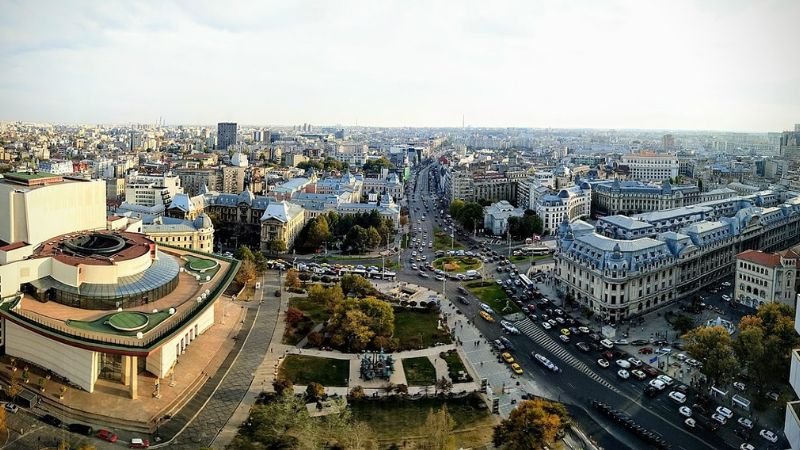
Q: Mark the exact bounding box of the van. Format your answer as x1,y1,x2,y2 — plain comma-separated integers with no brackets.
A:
255,282,261,289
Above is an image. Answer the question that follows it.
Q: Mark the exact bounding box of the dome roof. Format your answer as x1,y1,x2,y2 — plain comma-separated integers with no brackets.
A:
194,213,213,229
238,187,255,205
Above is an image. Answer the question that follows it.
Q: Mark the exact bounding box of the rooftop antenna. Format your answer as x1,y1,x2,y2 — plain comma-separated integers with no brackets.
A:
462,114,465,129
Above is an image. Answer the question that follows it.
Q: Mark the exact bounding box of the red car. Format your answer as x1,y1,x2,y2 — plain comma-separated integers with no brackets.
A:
638,347,654,354
96,429,118,443
129,438,150,448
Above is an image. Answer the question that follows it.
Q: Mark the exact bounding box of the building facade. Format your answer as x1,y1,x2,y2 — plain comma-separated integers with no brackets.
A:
484,200,524,236
621,152,679,181
734,250,798,309
536,183,592,235
217,122,237,151
592,180,703,216
786,307,800,450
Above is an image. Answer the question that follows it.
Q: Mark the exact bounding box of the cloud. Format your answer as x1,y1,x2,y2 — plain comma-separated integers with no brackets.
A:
0,0,798,131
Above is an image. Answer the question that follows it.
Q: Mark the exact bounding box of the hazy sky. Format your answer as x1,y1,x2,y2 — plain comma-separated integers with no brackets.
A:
1,0,798,131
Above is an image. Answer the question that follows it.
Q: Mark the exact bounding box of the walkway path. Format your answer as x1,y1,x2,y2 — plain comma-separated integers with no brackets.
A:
153,271,281,449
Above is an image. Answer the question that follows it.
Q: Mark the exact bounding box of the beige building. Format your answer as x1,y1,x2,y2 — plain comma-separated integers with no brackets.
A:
259,201,305,253
622,152,679,181
222,166,246,194
142,214,215,253
0,172,106,248
735,249,798,309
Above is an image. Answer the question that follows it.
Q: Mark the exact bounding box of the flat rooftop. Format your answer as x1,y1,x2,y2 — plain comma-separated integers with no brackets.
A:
34,231,152,267
1,172,63,186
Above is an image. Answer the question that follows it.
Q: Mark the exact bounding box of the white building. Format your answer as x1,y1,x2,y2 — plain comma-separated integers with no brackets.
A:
622,152,679,181
37,159,73,175
786,307,800,450
536,182,592,235
484,200,524,236
734,250,798,309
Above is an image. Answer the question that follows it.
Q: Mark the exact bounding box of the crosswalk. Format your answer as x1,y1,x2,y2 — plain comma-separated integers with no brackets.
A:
513,318,620,394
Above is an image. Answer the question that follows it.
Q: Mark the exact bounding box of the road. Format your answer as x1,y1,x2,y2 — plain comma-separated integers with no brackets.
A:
399,162,763,450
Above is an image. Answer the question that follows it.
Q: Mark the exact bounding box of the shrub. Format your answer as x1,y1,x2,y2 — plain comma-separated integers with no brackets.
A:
307,331,324,348
299,273,311,281
321,276,332,283
285,307,306,326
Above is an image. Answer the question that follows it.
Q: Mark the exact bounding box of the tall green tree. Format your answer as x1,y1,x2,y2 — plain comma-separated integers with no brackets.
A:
683,325,738,385
367,226,382,249
306,216,332,249
493,399,570,450
449,199,465,219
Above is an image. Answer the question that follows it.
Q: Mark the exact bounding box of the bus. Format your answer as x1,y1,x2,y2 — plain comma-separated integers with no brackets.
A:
518,274,534,289
515,246,553,256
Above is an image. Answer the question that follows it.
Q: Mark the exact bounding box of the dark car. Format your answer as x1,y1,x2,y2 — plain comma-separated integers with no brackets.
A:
642,366,659,377
456,295,470,305
644,386,660,398
68,423,93,436
576,342,591,352
457,286,468,295
41,414,62,427
499,336,515,351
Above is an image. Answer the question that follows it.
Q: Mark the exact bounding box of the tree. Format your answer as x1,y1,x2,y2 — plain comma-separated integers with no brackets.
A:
341,274,377,298
307,331,324,347
394,383,409,396
671,315,695,334
734,318,766,384
285,307,306,326
76,443,97,450
435,376,453,396
306,216,332,250
366,226,382,249
734,305,800,389
7,373,20,400
265,239,287,254
285,268,301,289
363,157,394,174
343,225,370,254
493,399,570,450
697,178,704,192
235,259,258,286
683,325,738,385
400,215,409,227
306,382,326,402
327,297,395,351
0,407,6,436
419,406,456,450
449,199,465,219
272,378,294,397
349,385,366,400
308,283,345,313
252,251,267,273
235,245,255,262
457,202,484,232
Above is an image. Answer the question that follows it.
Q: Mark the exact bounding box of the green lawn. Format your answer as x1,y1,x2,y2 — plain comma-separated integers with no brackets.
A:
183,255,221,281
350,395,496,448
439,350,473,382
432,256,482,273
278,355,350,387
433,231,464,251
393,309,452,350
465,281,521,314
510,254,552,264
402,357,437,386
289,296,331,323
67,311,171,336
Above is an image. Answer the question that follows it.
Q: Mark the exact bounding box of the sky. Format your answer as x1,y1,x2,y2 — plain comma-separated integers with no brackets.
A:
1,0,799,131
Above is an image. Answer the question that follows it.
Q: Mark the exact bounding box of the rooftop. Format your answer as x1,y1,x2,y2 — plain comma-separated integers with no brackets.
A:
737,249,785,268
1,171,64,186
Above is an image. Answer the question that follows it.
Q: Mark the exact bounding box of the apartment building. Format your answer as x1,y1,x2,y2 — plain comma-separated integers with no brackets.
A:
786,307,800,450
734,250,798,309
592,180,702,216
536,183,592,235
621,152,679,181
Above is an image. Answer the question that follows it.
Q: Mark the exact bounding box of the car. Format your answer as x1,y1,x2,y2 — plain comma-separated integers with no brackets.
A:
716,406,734,419
722,294,731,302
541,321,552,330
630,339,649,346
648,379,666,390
627,357,642,367
533,353,561,373
578,326,590,334
418,271,429,278
711,413,728,425
555,317,565,324
759,429,778,443
740,444,755,450
576,342,590,352
656,347,672,354
737,417,754,429
457,286,468,294
679,406,692,417
642,366,659,377
638,347,653,354
3,403,18,414
597,358,610,368
644,386,660,398
631,369,647,380
668,391,687,403
614,338,629,345
501,352,515,364
733,381,746,391
498,336,514,351
656,375,674,386
68,423,94,436
765,391,780,401
547,319,557,327
684,417,696,428
615,359,631,369
479,311,495,323
435,275,445,281
41,414,62,427
560,328,570,336
559,334,570,343
129,438,151,449
479,303,495,314
511,363,523,375
600,339,614,349
617,369,630,379
97,429,118,442
500,320,520,334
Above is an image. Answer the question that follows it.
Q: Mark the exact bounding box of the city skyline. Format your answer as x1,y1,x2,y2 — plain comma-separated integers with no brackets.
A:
1,0,799,132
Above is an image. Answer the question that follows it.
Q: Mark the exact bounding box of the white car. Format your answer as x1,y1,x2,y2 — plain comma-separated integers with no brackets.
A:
500,320,520,335
559,334,570,343
722,294,731,302
668,391,687,404
733,382,746,391
679,406,692,417
675,353,687,361
480,303,495,314
615,359,631,369
541,321,552,330
684,417,696,428
435,275,445,281
740,444,754,450
649,379,666,390
597,359,610,368
600,339,614,349
759,429,778,443
711,413,728,425
656,375,674,386
716,406,734,419
737,417,754,429
627,357,642,367
617,369,630,379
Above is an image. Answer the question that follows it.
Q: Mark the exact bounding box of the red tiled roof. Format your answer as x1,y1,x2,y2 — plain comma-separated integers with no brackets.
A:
736,249,784,268
0,241,28,252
